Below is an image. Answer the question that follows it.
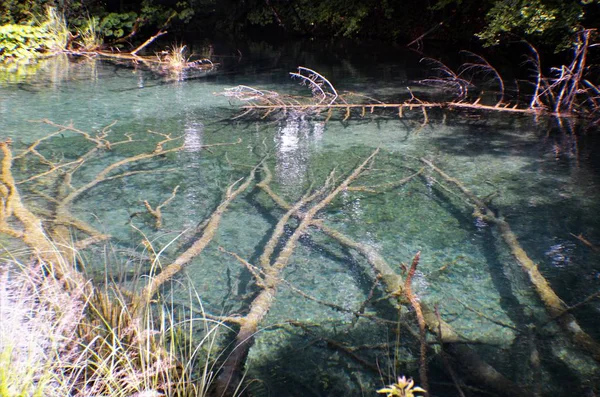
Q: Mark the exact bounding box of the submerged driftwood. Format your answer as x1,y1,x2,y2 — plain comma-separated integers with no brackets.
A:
256,170,522,396
421,157,600,363
3,118,598,396
214,149,379,395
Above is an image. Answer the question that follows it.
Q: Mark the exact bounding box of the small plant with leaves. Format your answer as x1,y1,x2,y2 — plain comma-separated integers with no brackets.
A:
0,7,68,62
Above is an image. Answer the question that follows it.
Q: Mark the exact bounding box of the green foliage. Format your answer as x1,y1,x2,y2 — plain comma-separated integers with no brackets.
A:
0,7,68,62
99,12,138,39
295,0,374,37
0,345,51,397
477,0,587,50
433,0,597,51
0,24,48,61
0,0,48,24
1,0,198,47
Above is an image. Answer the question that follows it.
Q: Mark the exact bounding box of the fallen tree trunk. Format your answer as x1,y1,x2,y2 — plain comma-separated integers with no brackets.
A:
214,150,379,395
0,140,89,290
139,162,261,312
256,162,522,396
421,157,600,363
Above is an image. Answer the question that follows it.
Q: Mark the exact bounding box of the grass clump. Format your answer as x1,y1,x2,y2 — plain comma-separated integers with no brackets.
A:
0,260,85,396
0,245,229,397
75,17,103,52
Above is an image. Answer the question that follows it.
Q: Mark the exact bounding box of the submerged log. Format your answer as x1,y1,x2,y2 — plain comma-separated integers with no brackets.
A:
256,162,522,396
215,150,379,395
139,162,260,310
0,141,89,289
421,157,600,363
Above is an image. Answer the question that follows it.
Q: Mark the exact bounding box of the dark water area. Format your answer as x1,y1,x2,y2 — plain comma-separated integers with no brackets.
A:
1,40,599,396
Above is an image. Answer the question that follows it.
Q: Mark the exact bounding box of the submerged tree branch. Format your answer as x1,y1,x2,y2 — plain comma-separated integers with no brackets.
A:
421,157,600,363
139,162,261,311
256,159,521,396
215,149,378,395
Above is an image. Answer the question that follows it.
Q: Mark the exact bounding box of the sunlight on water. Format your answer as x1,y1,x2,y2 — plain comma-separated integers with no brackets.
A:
1,49,600,396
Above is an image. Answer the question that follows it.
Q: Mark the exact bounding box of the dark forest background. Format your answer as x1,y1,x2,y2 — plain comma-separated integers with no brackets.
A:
2,0,599,56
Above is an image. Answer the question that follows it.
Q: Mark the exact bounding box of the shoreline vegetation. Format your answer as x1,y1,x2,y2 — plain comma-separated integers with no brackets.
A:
0,7,215,79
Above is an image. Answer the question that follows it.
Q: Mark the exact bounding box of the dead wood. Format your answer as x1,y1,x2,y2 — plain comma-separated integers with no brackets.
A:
144,185,179,229
316,223,520,396
421,157,600,363
139,162,261,311
0,140,89,289
570,232,600,253
131,30,167,56
224,46,599,121
404,251,429,394
215,150,379,395
256,161,521,396
435,306,467,397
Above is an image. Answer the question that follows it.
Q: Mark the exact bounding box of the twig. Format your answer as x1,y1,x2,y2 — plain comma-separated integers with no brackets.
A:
131,30,167,56
143,185,179,229
570,232,600,253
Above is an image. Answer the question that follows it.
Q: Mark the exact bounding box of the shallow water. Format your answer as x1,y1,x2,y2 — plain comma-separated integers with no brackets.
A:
1,43,600,396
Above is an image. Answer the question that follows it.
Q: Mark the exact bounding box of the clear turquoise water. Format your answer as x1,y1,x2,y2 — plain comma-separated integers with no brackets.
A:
1,44,599,396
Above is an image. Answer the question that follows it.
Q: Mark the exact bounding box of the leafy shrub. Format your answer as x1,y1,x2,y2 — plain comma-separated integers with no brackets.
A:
0,24,51,61
99,11,138,39
0,7,68,62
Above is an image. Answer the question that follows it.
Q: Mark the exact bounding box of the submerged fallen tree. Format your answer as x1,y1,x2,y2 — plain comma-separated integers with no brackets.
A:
0,122,243,395
254,161,522,397
421,158,600,363
2,118,599,396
